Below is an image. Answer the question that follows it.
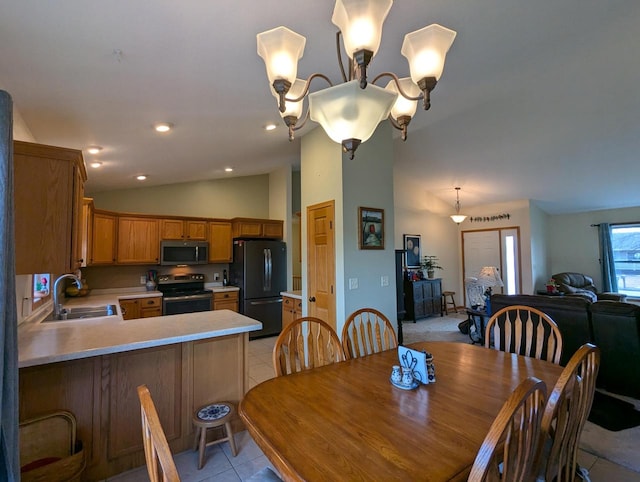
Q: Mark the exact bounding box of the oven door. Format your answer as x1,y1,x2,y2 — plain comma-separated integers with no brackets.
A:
162,293,212,315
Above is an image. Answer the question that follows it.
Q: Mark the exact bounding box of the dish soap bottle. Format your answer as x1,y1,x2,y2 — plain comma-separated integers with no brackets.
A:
223,269,228,286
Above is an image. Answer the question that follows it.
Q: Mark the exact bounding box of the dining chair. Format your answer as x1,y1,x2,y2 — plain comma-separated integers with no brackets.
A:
468,377,548,482
536,343,600,482
273,316,346,376
341,308,397,359
485,305,563,364
137,385,181,482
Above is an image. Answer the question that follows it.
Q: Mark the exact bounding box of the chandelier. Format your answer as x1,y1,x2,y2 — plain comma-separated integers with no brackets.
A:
450,187,467,224
257,0,456,159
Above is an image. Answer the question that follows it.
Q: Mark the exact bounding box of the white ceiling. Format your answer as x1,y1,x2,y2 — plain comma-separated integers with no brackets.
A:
1,0,639,214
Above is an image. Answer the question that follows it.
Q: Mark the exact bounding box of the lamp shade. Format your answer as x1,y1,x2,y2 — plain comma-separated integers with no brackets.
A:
272,78,306,119
308,79,397,144
477,267,504,288
332,0,392,58
401,24,456,83
450,214,467,224
385,77,421,120
257,26,306,85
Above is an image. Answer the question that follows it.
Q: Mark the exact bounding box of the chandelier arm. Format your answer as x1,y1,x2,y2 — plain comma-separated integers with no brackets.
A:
371,72,424,101
291,108,310,132
335,31,349,83
284,73,334,103
387,115,408,141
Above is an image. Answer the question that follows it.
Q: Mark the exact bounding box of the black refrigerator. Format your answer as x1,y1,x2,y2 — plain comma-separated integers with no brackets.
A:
230,239,286,339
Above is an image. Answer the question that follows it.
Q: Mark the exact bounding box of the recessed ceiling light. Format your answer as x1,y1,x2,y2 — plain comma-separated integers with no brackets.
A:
90,162,103,168
136,175,147,181
154,122,173,133
87,146,103,154
264,124,277,131
225,167,233,172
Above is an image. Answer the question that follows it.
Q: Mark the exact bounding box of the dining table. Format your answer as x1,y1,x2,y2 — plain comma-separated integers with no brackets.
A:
239,341,565,481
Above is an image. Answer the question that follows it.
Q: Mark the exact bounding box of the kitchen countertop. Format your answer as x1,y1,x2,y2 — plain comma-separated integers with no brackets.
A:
280,290,302,300
18,288,259,369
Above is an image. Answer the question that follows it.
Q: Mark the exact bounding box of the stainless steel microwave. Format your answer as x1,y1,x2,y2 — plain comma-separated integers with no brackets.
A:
160,240,209,265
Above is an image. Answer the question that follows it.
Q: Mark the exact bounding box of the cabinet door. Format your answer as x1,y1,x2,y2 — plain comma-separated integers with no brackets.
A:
413,282,427,319
263,221,283,239
209,222,232,263
117,217,159,264
91,212,117,265
160,219,185,240
119,299,139,320
282,296,295,330
139,297,162,318
235,221,263,238
70,165,86,270
213,291,238,312
185,221,207,240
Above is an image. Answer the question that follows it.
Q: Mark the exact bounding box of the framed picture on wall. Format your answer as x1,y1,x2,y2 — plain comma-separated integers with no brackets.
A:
404,234,421,268
359,207,384,250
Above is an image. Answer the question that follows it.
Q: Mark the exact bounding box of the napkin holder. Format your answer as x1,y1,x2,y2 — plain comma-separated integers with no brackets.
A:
398,345,429,385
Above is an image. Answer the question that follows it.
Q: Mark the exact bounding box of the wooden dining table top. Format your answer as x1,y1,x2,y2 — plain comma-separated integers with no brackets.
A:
239,341,565,482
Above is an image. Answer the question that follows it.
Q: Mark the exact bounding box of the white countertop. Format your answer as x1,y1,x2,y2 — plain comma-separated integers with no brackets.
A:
280,290,302,300
18,288,259,369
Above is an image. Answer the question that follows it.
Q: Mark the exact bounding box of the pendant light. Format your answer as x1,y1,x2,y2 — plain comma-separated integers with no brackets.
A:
450,187,467,224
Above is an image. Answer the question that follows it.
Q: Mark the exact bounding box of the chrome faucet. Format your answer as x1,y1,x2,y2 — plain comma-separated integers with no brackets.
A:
53,274,82,319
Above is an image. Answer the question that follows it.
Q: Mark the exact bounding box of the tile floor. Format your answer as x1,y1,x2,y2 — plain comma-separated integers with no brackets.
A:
108,335,640,482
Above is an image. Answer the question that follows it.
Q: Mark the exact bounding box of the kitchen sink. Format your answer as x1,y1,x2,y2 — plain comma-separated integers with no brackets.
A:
44,304,118,322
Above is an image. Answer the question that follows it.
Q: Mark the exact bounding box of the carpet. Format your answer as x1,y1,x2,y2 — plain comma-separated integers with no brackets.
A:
588,391,640,432
400,313,470,344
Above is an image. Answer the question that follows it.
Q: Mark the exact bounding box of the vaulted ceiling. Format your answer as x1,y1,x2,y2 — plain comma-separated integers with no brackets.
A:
1,0,638,214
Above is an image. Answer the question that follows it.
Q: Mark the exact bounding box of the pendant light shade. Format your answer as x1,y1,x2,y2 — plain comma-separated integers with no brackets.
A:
331,0,393,58
257,26,306,85
273,78,306,119
309,79,397,146
386,77,421,120
402,24,457,83
450,187,467,224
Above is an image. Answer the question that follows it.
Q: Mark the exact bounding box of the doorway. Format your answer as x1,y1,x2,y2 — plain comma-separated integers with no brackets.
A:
306,200,336,330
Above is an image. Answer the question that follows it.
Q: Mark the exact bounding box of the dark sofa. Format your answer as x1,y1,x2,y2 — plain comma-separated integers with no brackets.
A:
491,293,640,399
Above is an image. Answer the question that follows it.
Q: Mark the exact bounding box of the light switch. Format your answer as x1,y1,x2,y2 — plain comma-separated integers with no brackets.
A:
349,278,359,290
381,275,389,287
140,276,147,285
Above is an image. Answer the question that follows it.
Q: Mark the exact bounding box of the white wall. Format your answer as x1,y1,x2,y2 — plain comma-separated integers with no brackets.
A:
269,166,292,290
91,175,270,218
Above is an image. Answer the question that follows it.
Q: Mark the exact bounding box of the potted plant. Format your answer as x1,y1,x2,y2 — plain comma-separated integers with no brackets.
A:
421,255,443,279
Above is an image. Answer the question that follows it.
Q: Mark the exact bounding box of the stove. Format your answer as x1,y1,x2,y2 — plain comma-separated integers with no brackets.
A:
157,273,213,315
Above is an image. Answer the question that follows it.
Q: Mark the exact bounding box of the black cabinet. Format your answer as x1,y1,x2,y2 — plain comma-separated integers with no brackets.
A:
404,279,442,322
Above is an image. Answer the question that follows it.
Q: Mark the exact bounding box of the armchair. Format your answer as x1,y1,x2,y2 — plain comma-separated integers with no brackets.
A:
551,272,627,302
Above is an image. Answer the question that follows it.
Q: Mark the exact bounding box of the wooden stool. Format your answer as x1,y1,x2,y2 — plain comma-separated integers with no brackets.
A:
193,401,237,469
442,291,458,315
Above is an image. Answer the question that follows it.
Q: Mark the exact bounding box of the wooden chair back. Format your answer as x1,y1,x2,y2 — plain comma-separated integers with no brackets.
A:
341,308,397,359
273,317,345,377
537,343,600,482
469,377,547,482
137,385,181,482
485,305,563,364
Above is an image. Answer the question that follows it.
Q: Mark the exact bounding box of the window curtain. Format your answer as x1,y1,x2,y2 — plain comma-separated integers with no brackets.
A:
0,90,19,480
598,222,618,292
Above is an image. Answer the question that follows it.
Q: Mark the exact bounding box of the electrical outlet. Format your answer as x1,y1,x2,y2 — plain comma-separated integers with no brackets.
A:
349,278,358,290
214,272,220,281
140,276,147,285
381,275,389,287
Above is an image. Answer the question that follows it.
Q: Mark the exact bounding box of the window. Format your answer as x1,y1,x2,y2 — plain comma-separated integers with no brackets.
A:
611,224,640,297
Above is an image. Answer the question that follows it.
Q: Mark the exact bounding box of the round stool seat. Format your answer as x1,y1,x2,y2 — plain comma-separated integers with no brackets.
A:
193,402,237,469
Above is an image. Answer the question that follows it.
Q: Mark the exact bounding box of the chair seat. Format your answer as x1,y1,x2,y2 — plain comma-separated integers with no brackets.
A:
193,402,237,469
194,403,232,425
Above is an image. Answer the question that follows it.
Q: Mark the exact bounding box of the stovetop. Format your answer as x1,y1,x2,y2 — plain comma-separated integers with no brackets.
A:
157,273,210,297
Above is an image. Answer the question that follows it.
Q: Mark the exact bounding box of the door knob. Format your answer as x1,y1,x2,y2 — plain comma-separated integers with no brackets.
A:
309,296,316,302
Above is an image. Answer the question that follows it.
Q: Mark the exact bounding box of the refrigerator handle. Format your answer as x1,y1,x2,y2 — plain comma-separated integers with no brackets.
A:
263,248,268,291
266,248,272,291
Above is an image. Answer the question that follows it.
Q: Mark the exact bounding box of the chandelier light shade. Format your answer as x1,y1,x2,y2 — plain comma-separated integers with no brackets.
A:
257,0,456,158
309,80,397,159
450,187,467,224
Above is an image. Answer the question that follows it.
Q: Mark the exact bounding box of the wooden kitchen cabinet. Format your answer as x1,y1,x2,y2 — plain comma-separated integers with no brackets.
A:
404,278,442,322
117,216,159,264
119,296,162,320
231,218,283,239
209,221,233,263
282,295,303,330
213,291,238,312
14,141,87,274
160,218,207,241
90,211,117,265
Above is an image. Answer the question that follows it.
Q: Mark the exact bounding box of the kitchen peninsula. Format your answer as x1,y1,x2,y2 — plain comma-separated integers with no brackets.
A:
18,292,261,480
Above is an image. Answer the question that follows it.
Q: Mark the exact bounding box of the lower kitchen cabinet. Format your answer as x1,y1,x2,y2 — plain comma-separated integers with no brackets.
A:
404,279,442,322
282,295,303,330
213,291,238,312
119,297,162,320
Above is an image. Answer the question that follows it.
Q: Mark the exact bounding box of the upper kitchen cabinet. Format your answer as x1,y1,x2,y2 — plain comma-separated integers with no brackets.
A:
14,141,87,275
208,221,232,263
231,218,283,240
117,216,159,264
90,210,117,265
160,218,207,241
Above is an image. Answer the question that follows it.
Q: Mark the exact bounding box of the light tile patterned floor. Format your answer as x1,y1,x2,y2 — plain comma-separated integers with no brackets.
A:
109,334,640,481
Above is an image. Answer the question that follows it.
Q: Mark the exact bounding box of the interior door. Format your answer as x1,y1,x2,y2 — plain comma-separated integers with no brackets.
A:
306,200,336,330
